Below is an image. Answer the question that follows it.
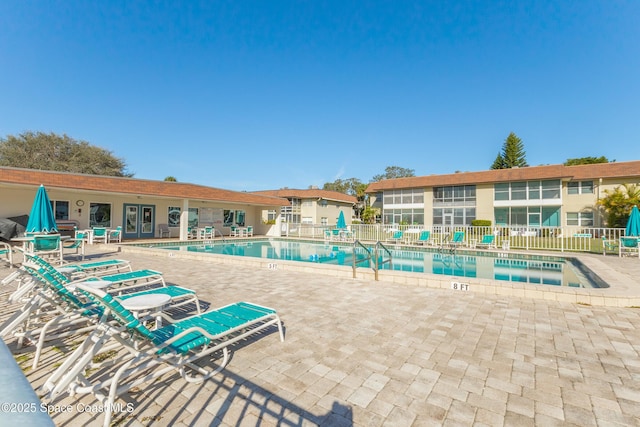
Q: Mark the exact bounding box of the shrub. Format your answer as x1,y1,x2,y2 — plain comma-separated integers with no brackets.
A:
471,220,492,227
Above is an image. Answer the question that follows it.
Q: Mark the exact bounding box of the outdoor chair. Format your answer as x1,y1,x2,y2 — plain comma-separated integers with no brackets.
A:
63,231,86,260
4,255,201,370
203,226,214,239
414,230,432,246
387,230,404,244
619,237,640,258
108,226,122,243
29,234,63,264
41,282,284,427
157,224,171,238
475,234,496,249
229,225,238,237
92,227,108,244
448,231,465,248
601,236,618,256
246,225,253,237
0,242,13,268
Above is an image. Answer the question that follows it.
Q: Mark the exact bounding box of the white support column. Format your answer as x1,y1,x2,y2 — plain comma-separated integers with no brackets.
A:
180,199,190,241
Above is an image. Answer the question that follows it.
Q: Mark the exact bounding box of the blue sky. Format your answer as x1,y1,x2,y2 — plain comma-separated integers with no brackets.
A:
1,1,639,191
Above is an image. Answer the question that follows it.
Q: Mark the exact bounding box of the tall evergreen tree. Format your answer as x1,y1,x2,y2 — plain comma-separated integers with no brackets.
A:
490,153,505,170
490,132,528,169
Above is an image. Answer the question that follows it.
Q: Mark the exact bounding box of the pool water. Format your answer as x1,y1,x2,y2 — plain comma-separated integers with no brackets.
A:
145,239,606,288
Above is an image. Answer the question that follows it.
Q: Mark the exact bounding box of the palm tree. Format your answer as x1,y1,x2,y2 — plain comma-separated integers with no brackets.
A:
598,183,640,227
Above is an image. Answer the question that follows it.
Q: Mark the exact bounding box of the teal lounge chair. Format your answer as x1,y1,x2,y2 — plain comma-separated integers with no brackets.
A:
448,231,465,248
82,268,166,293
57,259,132,279
42,282,284,427
388,230,404,244
619,237,640,258
1,255,201,368
415,230,432,246
476,234,496,249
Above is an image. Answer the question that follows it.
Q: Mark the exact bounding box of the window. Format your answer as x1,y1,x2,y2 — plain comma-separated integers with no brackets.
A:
383,189,425,206
434,185,476,205
383,208,424,225
567,212,593,226
494,183,509,201
302,217,313,224
495,180,560,201
511,182,526,200
51,200,69,220
319,200,328,207
320,217,328,225
235,210,245,226
568,181,594,195
223,210,234,227
188,208,199,227
168,207,180,226
302,200,313,207
528,181,540,200
89,203,111,227
541,180,561,199
510,207,527,226
267,210,277,221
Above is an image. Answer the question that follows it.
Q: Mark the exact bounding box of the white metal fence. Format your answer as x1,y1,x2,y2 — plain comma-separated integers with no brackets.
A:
279,223,626,254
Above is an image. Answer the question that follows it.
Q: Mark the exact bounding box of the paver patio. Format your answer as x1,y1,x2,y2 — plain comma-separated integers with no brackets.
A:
1,245,639,426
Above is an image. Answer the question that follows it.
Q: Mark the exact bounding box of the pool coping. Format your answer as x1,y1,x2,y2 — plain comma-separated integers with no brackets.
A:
118,239,640,308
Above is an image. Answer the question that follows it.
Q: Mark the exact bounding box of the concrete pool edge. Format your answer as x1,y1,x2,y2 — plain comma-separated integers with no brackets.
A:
118,243,640,308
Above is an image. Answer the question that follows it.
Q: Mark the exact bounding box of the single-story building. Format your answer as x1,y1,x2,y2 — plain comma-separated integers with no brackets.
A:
0,167,288,240
251,188,357,226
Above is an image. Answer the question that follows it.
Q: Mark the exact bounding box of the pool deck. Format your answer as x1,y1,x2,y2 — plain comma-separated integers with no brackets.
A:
1,243,639,426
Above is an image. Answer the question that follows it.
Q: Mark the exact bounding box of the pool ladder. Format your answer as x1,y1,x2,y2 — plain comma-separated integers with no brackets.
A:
352,240,393,281
438,233,457,254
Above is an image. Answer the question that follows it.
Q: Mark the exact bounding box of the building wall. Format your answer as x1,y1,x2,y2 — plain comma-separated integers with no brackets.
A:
0,183,267,238
373,176,636,228
475,184,495,223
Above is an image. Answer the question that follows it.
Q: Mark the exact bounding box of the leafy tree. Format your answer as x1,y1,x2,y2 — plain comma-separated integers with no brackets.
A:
164,176,177,182
0,131,132,176
564,156,610,166
371,166,415,182
490,132,528,169
323,178,367,219
597,183,640,227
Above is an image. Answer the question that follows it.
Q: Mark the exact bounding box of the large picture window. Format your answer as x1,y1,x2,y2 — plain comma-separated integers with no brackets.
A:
382,189,425,206
434,185,475,205
89,203,111,227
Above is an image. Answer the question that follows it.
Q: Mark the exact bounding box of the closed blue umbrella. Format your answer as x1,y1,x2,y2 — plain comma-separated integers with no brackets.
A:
625,205,640,236
26,185,58,233
336,211,347,229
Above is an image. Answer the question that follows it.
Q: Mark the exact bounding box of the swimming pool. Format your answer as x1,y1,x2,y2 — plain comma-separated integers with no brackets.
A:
137,239,607,288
